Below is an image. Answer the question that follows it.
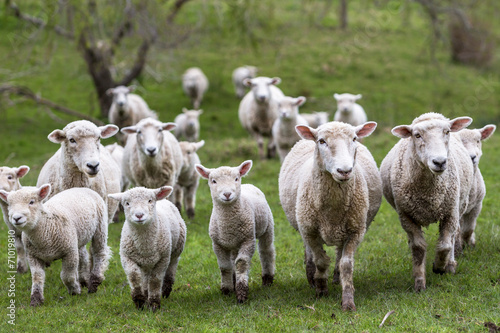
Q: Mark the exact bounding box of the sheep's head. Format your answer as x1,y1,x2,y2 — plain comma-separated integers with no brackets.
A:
0,166,29,192
179,140,205,170
296,121,377,183
456,125,496,167
106,85,135,115
196,160,252,204
0,185,51,230
122,118,176,158
392,113,472,175
48,121,118,177
334,93,362,113
243,76,281,104
277,96,306,120
182,108,203,134
108,186,172,225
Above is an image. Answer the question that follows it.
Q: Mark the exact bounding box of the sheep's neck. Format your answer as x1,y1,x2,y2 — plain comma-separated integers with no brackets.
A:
59,153,91,188
213,198,246,225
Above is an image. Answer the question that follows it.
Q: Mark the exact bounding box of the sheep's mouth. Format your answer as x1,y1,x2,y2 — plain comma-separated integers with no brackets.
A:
429,167,446,175
86,170,99,177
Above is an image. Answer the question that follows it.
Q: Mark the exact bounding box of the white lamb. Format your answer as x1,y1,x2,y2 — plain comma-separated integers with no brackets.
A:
0,165,30,273
271,96,308,162
279,121,382,311
300,111,329,128
0,185,110,306
182,67,209,109
173,108,203,142
453,124,496,252
108,186,186,312
195,160,275,303
380,113,474,292
238,76,285,159
36,120,121,223
107,85,158,145
121,118,183,190
333,93,367,126
232,65,258,98
174,140,205,219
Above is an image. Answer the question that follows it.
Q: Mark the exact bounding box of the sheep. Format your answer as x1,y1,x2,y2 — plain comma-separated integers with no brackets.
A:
106,85,158,145
238,76,285,159
333,93,367,126
453,124,496,252
108,186,186,312
36,120,121,223
173,108,203,142
182,67,209,109
173,140,205,219
380,113,474,292
0,185,110,306
271,96,308,162
105,143,129,192
195,160,275,303
121,118,183,191
0,165,30,274
279,121,382,311
300,111,329,128
232,65,258,98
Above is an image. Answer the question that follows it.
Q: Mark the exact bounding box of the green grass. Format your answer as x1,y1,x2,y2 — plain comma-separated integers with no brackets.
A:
1,1,500,332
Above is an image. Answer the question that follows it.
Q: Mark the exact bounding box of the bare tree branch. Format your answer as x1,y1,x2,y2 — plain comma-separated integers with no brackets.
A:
118,39,151,86
167,0,192,24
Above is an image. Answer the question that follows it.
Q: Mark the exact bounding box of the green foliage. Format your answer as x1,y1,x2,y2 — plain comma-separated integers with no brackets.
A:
1,1,500,331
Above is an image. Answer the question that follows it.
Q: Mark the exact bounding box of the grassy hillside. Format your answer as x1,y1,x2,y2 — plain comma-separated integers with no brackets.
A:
0,1,499,332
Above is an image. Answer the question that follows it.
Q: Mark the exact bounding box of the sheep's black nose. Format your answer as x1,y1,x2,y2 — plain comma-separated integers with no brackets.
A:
432,158,447,169
87,162,100,173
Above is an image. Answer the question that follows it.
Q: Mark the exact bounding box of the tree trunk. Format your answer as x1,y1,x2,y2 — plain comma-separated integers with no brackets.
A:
340,0,347,30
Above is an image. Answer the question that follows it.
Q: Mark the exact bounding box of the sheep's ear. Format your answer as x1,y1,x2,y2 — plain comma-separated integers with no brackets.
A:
127,85,136,93
162,123,177,132
355,122,377,138
238,160,253,177
38,184,51,201
194,140,205,151
391,125,412,138
15,166,30,179
480,124,496,140
182,107,188,113
333,93,340,100
449,117,472,132
155,186,173,200
48,129,66,143
100,124,119,139
355,94,362,100
295,96,306,107
195,164,211,179
197,109,203,115
121,126,137,134
0,190,9,203
296,125,317,141
270,77,281,85
106,88,115,96
108,193,123,202
243,78,252,87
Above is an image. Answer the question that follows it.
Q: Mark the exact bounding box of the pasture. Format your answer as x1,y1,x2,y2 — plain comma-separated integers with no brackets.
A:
0,1,499,331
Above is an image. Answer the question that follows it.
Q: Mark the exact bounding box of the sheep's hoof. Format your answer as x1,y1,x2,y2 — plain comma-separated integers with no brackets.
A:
341,287,356,311
262,274,274,286
132,293,147,310
187,208,195,219
432,263,446,275
88,274,102,293
148,297,161,312
414,278,426,292
235,281,248,304
162,285,172,299
30,291,44,307
17,262,28,274
221,287,232,295
445,262,456,274
314,278,328,298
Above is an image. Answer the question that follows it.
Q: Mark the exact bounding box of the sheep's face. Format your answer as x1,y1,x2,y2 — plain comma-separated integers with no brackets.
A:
109,187,172,225
183,109,202,133
107,86,134,114
296,122,377,183
277,97,306,120
244,77,281,104
179,141,205,170
392,114,472,175
48,121,119,177
0,166,29,192
333,93,362,113
457,125,496,167
196,161,252,204
122,119,177,158
0,185,50,230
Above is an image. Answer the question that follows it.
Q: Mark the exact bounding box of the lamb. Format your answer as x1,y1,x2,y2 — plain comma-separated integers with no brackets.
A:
105,143,129,192
271,96,308,162
333,93,367,126
232,65,258,98
173,108,203,142
121,118,183,190
108,186,186,312
36,120,122,223
173,140,205,219
380,113,474,292
279,121,382,311
182,67,209,109
0,185,110,306
107,85,158,145
453,124,496,252
238,76,285,159
300,111,329,128
0,165,30,273
195,160,275,303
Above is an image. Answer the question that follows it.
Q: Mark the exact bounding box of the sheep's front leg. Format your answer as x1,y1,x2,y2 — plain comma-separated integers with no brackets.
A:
184,183,198,219
213,243,234,295
434,214,459,274
339,237,362,311
304,244,316,288
163,255,180,299
89,226,111,293
14,229,28,274
147,257,169,312
399,214,427,292
258,226,275,286
266,138,276,159
28,256,46,307
123,257,147,309
173,184,183,213
332,246,342,285
235,241,256,303
461,202,481,248
304,235,330,297
78,246,90,289
60,251,81,295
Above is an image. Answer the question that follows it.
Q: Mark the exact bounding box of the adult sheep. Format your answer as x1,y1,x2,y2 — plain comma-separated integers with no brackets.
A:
279,121,382,311
238,76,285,159
232,65,258,98
380,112,473,292
37,120,121,223
333,93,367,126
182,67,209,109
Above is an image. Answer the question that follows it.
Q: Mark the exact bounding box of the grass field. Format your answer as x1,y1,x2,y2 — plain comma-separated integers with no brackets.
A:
0,1,500,332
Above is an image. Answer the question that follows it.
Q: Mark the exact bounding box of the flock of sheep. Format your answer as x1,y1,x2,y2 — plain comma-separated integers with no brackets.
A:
0,64,496,312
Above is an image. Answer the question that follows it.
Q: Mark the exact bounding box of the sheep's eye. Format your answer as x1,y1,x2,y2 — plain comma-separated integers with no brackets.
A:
148,199,153,204
212,179,217,184
125,202,130,206
444,130,450,135
415,133,421,139
318,139,326,145
353,137,357,142
69,138,76,144
29,200,35,205
477,140,480,144
7,175,13,180
136,130,142,135
158,129,163,133
235,177,239,182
